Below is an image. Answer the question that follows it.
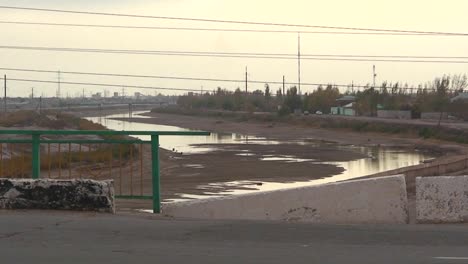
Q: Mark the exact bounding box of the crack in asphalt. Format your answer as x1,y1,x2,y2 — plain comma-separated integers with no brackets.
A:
0,218,75,240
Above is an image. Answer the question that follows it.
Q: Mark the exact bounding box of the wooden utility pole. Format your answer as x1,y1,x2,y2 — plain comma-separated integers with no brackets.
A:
57,70,61,98
283,75,285,95
3,75,6,113
245,67,248,94
373,65,377,89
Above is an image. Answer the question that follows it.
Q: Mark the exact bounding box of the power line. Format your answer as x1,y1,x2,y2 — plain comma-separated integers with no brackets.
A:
9,77,433,94
0,67,245,83
0,20,461,36
7,78,203,93
2,45,468,63
1,66,430,91
4,44,468,59
0,6,467,36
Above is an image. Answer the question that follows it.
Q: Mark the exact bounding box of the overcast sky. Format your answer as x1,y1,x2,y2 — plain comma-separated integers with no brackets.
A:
1,0,468,97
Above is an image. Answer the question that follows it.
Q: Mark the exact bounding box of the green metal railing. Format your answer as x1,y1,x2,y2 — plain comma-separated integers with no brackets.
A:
0,130,210,213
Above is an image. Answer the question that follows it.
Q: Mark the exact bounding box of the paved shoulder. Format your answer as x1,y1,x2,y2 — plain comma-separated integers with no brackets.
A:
1,211,467,264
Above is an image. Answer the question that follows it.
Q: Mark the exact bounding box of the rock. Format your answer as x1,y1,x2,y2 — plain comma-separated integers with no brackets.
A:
0,179,114,213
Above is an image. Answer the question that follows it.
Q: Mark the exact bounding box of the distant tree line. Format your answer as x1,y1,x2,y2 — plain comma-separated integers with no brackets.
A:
177,74,468,119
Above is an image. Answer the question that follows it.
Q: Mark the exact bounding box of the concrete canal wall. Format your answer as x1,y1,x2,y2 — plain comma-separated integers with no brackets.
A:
361,155,468,194
377,110,412,119
163,175,408,224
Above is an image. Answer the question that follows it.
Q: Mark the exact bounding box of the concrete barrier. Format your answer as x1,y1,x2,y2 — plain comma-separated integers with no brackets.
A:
163,175,408,224
416,176,468,223
0,179,115,213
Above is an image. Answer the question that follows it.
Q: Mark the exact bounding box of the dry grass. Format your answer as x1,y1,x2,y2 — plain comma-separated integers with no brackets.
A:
0,110,138,178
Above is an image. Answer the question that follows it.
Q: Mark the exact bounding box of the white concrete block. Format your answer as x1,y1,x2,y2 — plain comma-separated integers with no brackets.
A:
416,176,468,223
163,175,408,224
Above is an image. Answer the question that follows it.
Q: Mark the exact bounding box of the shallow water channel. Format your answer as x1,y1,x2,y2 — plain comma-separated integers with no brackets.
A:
87,111,435,200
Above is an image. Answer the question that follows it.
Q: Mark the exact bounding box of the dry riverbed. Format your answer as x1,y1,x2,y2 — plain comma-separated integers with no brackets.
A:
108,111,463,203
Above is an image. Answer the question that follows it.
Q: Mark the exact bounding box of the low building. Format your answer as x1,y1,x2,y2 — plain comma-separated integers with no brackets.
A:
451,92,468,102
331,95,356,116
331,103,356,116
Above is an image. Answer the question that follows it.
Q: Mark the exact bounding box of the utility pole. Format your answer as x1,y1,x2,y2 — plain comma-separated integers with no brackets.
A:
245,67,248,94
31,87,34,99
282,75,285,95
298,33,301,95
373,65,377,90
3,74,6,114
57,71,61,98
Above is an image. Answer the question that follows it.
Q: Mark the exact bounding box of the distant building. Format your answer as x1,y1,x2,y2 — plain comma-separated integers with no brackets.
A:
92,92,102,98
331,103,356,116
113,92,119,98
331,95,356,116
451,92,468,102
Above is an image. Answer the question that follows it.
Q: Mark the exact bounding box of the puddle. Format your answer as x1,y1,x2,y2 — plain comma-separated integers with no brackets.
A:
260,155,315,163
183,164,205,169
236,153,256,157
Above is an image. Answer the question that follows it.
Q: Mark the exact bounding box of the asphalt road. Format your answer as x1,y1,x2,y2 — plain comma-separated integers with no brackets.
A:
1,211,468,264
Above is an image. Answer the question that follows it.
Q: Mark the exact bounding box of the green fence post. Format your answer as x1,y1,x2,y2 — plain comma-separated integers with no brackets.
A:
151,135,161,213
31,133,41,179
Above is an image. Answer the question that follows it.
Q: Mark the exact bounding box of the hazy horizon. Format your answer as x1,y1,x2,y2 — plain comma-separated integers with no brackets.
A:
1,0,468,97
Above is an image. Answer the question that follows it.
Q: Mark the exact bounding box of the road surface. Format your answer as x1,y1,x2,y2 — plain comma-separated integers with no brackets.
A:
1,210,468,264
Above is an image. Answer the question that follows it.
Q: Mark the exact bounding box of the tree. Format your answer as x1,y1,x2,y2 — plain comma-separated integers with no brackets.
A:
450,74,468,92
264,84,271,98
281,86,302,114
303,84,340,114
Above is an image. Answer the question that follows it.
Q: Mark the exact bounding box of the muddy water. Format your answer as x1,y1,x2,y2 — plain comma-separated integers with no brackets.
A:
86,111,278,154
87,111,435,201
185,147,430,200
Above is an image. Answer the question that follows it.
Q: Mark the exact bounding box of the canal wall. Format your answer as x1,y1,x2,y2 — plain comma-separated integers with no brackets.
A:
163,175,408,224
0,179,115,213
377,110,412,119
421,112,449,120
416,176,468,223
360,154,468,194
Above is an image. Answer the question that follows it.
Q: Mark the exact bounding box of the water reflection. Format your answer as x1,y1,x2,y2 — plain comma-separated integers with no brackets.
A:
86,111,279,153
